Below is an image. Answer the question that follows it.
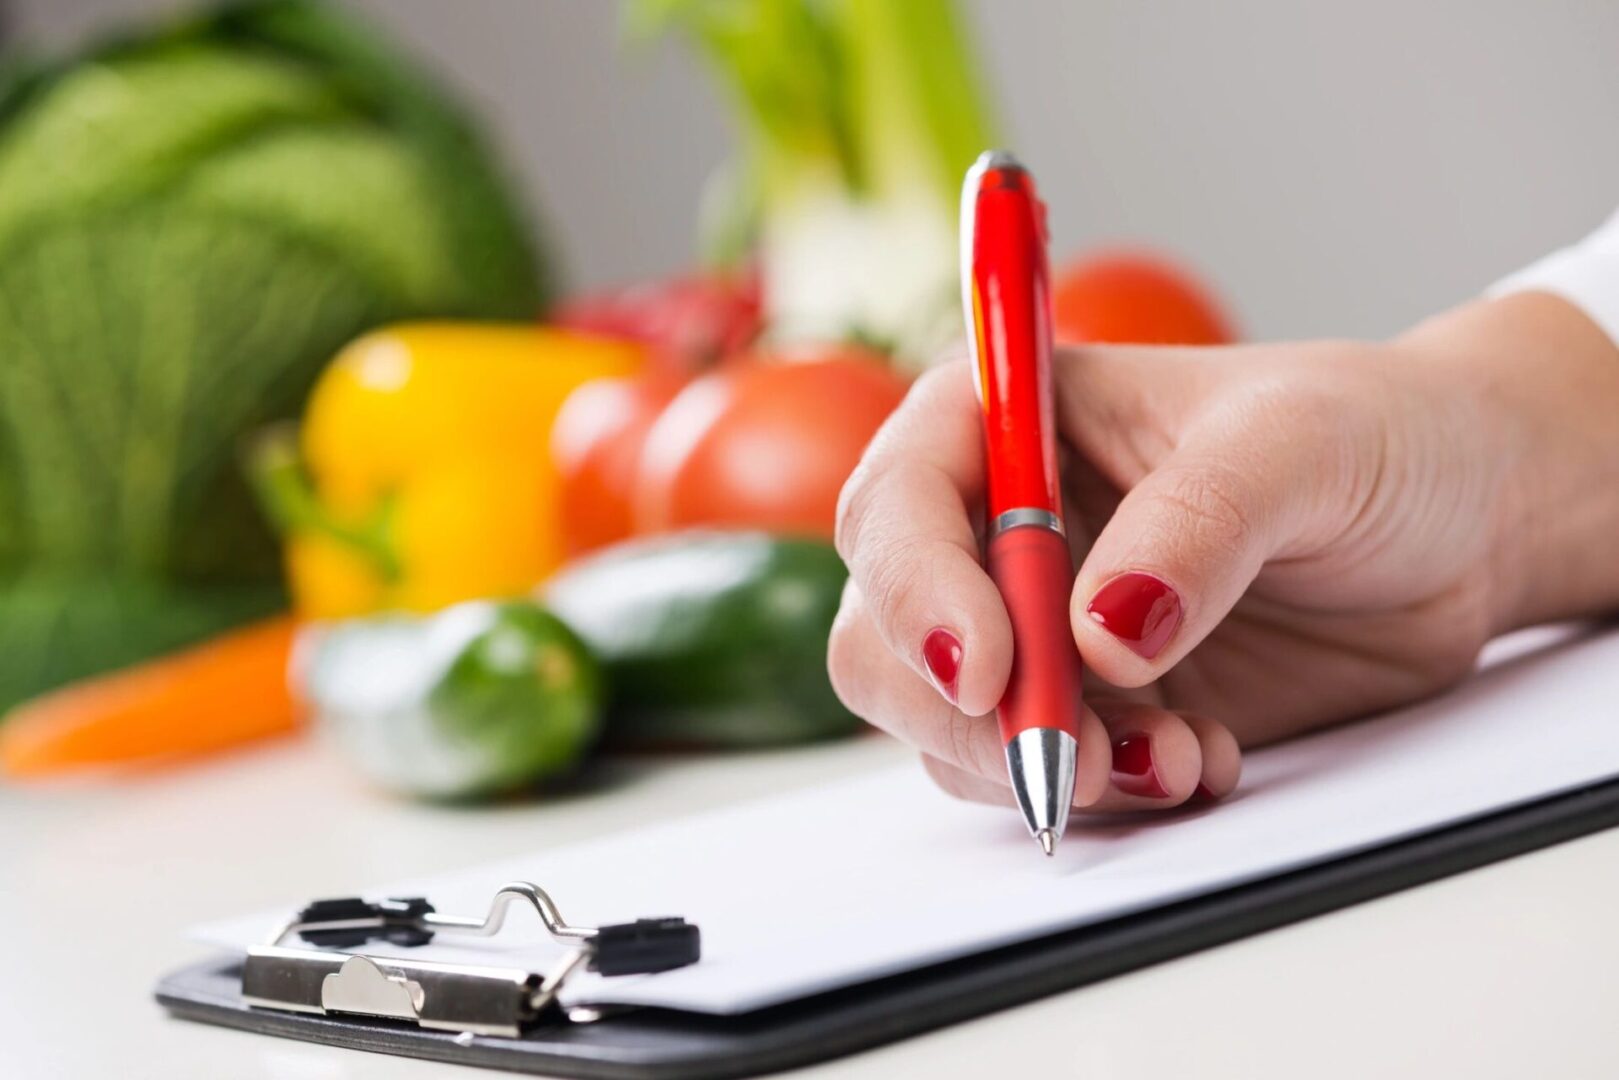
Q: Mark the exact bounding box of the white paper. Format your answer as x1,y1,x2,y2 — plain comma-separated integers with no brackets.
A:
196,625,1619,1015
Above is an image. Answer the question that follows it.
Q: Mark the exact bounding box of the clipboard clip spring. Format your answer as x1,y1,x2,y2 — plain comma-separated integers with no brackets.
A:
240,880,699,1037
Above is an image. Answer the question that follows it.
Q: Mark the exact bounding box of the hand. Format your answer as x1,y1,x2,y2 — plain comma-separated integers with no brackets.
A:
829,293,1619,812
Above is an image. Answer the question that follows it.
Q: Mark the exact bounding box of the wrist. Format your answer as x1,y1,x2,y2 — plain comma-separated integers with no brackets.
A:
1398,291,1619,634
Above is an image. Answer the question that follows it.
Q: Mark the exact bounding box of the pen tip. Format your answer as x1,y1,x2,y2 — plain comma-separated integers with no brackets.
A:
1035,828,1057,857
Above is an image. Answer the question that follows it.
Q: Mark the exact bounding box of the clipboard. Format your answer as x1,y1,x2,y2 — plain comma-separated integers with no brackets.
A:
156,774,1619,1080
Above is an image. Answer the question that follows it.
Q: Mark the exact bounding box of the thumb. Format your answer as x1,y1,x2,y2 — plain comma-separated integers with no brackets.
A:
1069,407,1342,686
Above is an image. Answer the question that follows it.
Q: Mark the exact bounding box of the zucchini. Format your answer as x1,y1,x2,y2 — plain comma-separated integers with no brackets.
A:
545,532,861,747
299,601,603,800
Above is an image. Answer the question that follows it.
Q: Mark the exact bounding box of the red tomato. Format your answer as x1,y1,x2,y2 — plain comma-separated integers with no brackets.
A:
633,348,909,539
553,270,762,376
552,372,685,556
1052,250,1235,346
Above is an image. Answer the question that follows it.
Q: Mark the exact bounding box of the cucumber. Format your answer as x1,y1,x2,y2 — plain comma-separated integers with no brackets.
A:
545,532,861,747
299,601,603,800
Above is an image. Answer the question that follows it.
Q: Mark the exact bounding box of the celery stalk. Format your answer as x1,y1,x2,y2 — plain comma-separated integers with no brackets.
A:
631,0,997,366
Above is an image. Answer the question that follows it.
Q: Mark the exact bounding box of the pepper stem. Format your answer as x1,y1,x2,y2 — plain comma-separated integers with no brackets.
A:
244,423,402,583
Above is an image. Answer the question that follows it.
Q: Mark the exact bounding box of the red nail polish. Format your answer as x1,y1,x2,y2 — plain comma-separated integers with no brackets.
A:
1111,734,1170,799
1087,573,1182,660
1193,782,1218,802
922,628,963,705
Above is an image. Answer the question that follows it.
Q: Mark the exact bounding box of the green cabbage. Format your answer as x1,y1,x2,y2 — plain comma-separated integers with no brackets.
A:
0,0,548,711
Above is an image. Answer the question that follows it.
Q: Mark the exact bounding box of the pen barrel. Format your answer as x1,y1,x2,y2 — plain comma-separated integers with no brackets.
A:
986,525,1084,744
967,166,1061,523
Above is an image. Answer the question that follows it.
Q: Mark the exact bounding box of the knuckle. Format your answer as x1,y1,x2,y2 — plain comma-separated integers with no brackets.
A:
950,709,1002,778
835,394,955,562
1217,372,1349,457
1202,364,1389,540
825,608,871,718
921,754,971,802
836,400,936,564
837,364,960,501
919,356,972,397
1222,367,1371,454
942,709,973,774
834,461,882,564
862,529,942,628
839,460,954,609
1154,462,1256,558
1411,577,1495,687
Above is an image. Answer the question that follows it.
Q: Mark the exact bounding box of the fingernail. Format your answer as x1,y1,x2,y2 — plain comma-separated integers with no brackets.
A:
1087,572,1182,660
1192,782,1218,803
1111,734,1170,799
921,627,963,705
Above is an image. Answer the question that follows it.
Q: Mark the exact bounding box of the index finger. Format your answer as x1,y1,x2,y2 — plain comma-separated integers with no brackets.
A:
834,359,1012,716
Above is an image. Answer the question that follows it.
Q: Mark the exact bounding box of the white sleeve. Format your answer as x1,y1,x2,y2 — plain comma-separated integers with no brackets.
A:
1488,209,1619,348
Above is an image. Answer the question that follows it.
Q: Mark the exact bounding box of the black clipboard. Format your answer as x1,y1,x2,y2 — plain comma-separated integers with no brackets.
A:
157,776,1619,1080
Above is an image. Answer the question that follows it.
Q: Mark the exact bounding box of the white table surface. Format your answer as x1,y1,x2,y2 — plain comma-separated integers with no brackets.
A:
4,730,1617,1080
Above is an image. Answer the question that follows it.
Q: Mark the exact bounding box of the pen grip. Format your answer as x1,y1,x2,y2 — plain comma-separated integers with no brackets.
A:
986,526,1085,745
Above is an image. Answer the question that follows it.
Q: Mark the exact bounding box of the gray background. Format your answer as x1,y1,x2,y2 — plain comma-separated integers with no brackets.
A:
9,0,1618,340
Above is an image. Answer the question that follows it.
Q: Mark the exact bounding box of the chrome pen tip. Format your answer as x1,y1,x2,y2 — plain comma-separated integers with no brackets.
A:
1006,728,1077,854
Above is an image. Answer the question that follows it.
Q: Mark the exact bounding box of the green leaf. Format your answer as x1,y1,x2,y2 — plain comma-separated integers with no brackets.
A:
181,125,458,309
836,0,996,199
634,0,997,203
0,48,347,252
630,0,863,195
0,200,398,578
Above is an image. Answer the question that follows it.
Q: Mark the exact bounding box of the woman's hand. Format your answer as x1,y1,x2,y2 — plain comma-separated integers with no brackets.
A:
828,292,1619,812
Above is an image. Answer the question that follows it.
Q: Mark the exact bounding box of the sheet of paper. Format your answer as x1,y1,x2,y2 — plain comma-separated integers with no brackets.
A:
196,625,1619,1015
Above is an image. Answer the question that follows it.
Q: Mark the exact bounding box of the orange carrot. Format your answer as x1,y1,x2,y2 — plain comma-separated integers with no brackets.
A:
0,615,303,776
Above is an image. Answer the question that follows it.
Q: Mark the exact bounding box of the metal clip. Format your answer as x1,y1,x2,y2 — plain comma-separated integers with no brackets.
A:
240,880,698,1037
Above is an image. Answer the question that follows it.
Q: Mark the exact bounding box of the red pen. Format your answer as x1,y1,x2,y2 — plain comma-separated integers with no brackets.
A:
960,150,1083,855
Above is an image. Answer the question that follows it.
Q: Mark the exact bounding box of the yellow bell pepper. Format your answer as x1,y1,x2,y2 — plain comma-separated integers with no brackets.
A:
252,323,644,620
